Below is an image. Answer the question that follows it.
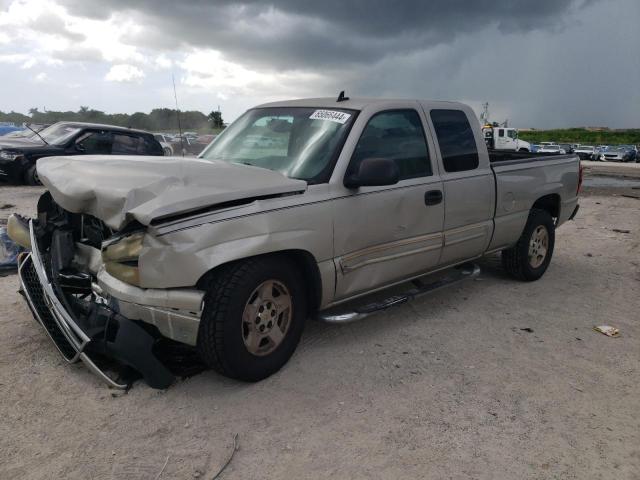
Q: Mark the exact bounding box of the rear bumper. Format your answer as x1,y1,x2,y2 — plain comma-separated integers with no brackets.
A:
17,221,175,389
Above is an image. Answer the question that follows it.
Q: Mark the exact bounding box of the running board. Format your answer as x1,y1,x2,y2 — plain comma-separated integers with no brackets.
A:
317,263,480,323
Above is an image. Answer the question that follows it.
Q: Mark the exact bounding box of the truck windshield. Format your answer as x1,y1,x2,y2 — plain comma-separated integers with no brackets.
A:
199,107,356,183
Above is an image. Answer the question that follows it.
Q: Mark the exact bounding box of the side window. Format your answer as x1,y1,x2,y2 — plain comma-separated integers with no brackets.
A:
350,110,431,180
75,130,112,154
507,130,516,139
430,109,479,173
498,129,504,137
112,134,147,154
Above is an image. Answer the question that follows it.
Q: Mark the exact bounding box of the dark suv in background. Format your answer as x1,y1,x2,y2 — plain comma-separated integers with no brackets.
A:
0,122,164,185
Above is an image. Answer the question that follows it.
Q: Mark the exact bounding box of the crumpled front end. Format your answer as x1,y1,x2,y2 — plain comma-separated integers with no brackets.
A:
14,194,205,389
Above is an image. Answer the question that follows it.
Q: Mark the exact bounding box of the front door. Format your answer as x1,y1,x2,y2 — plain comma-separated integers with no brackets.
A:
332,109,444,300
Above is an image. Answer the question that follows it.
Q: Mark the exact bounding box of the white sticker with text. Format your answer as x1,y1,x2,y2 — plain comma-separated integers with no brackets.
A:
309,110,351,124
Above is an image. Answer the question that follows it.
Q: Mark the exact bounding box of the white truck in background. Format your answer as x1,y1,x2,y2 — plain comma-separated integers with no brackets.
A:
482,125,532,152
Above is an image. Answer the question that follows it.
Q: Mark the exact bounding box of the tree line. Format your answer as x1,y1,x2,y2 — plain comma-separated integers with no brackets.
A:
0,107,224,133
519,128,640,145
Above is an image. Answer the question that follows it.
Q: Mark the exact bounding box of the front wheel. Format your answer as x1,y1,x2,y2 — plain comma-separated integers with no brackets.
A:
502,208,555,281
197,256,307,381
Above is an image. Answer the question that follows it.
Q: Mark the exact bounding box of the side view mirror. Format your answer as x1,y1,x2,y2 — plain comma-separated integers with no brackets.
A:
344,157,400,189
75,143,86,152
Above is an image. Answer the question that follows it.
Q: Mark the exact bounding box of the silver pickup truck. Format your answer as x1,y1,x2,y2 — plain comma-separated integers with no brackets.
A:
9,97,581,388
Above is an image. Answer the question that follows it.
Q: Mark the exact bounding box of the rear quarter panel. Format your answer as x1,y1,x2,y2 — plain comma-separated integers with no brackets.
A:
488,155,579,251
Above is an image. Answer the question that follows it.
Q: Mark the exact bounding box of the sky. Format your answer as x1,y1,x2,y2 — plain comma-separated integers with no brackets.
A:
0,0,638,128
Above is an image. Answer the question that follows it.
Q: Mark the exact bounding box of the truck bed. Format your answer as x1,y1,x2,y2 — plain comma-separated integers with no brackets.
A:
487,151,580,252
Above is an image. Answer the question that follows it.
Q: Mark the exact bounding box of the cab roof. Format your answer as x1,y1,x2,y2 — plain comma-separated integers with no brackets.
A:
53,121,151,135
255,97,468,111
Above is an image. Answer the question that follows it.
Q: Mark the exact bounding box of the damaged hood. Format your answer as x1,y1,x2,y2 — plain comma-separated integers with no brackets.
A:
37,156,307,230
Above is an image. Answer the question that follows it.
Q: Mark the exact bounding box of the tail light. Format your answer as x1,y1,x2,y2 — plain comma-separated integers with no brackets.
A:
577,162,584,194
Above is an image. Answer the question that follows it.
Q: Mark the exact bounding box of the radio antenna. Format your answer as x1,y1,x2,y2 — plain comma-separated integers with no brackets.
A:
172,73,185,157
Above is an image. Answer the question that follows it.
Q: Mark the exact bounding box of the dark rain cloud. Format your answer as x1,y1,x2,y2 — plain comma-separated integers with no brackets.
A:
58,0,598,70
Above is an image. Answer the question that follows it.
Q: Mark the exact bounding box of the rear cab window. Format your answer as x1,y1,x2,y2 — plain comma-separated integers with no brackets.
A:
349,109,432,180
429,109,479,173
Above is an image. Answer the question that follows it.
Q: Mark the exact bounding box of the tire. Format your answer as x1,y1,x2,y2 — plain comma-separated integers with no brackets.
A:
24,164,41,186
163,147,172,156
501,208,555,281
197,256,307,381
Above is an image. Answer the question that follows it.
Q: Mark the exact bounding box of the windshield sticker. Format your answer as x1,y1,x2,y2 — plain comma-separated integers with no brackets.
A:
309,110,351,124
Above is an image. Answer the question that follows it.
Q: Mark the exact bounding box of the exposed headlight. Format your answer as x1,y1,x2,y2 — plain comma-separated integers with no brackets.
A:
7,214,31,249
102,232,144,286
102,232,144,262
105,261,140,286
0,150,23,161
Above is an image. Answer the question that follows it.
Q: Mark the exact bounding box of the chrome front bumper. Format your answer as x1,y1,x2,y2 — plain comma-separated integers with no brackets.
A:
18,223,128,388
18,221,175,389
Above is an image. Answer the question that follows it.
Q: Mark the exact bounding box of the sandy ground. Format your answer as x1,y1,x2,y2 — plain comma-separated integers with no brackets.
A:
0,178,639,480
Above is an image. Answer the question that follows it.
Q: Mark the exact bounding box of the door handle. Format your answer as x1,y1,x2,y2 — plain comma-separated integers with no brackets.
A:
424,190,443,206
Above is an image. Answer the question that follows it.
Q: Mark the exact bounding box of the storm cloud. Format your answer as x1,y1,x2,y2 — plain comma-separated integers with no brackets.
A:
58,0,598,69
1,0,638,127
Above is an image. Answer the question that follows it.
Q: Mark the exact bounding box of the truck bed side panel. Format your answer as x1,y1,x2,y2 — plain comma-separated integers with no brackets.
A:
488,155,579,251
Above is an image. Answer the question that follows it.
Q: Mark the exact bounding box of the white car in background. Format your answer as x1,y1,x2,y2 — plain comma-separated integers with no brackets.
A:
154,133,174,156
599,146,635,162
574,145,597,160
537,144,566,154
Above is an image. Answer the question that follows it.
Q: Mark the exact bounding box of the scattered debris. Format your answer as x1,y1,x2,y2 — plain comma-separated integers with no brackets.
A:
585,253,593,257
593,325,620,337
0,227,25,275
611,228,630,234
621,195,640,200
0,203,15,210
211,433,239,480
520,327,534,333
154,455,170,480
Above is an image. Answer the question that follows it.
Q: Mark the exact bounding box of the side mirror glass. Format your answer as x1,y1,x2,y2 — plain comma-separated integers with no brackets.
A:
344,157,400,189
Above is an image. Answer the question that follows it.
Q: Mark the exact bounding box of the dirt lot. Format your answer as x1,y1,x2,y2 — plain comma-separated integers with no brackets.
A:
1,180,639,480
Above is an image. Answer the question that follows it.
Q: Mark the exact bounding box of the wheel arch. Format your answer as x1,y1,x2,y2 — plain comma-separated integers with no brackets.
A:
531,193,561,221
196,249,323,317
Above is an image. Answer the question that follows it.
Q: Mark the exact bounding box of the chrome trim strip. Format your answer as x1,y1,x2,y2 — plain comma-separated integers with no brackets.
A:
28,221,90,349
340,232,443,273
342,243,442,273
18,254,81,363
79,353,129,389
444,231,485,247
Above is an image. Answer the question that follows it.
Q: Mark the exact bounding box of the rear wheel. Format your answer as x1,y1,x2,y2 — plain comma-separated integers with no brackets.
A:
197,256,307,381
24,165,41,186
163,147,172,156
502,208,555,281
